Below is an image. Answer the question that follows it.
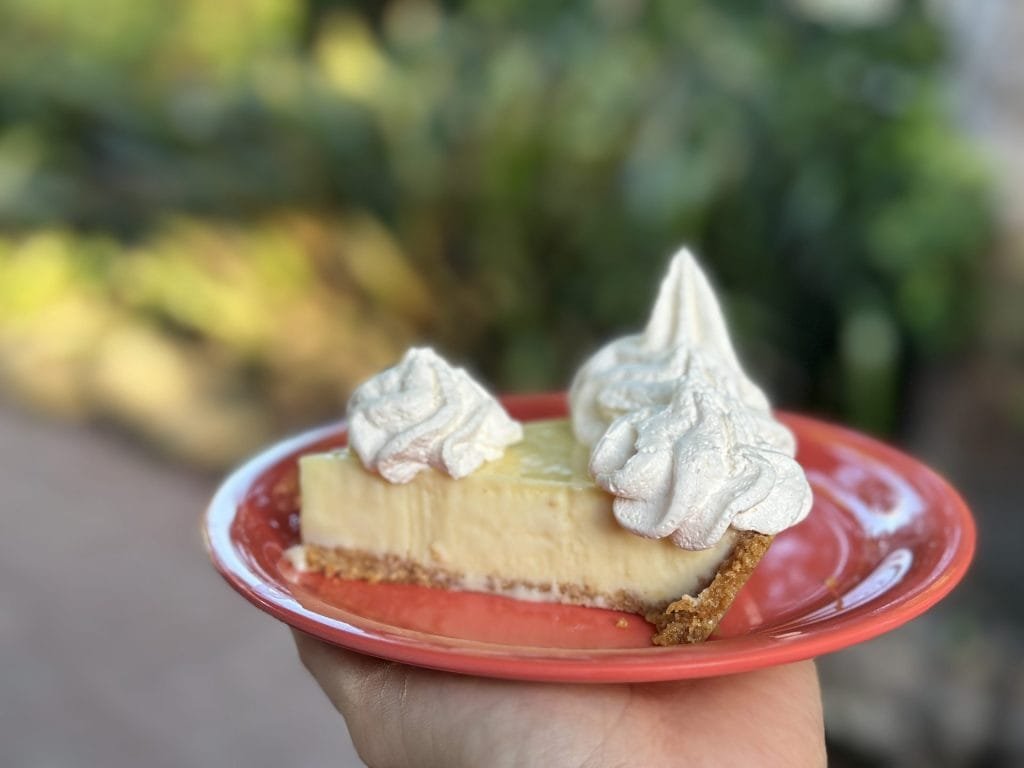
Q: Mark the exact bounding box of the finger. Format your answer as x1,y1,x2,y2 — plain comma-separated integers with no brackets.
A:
704,661,825,768
293,631,420,765
629,660,825,768
291,629,406,719
292,629,380,700
749,661,824,768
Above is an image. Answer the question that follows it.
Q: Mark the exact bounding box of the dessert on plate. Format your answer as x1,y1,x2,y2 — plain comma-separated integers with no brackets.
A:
294,248,813,644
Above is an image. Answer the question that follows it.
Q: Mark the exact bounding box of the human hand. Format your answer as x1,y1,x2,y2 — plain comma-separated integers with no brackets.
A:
293,630,825,768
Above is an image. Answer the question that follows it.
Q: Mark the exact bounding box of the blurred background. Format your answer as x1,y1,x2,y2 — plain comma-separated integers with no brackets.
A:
1,0,1021,765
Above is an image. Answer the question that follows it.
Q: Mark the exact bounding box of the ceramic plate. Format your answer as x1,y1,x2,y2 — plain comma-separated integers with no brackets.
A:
204,393,975,683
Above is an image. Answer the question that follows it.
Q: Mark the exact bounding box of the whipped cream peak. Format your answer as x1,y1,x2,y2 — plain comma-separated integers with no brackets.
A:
570,247,766,447
641,247,742,370
347,347,523,483
571,247,812,549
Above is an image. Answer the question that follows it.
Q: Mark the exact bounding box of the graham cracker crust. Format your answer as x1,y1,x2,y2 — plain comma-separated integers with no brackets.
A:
303,545,652,614
644,531,774,645
302,533,773,645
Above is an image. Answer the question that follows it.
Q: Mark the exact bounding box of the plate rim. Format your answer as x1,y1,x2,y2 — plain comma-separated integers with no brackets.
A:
202,394,976,683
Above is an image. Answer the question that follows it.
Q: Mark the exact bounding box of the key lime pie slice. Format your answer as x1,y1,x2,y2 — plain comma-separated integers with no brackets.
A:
296,249,812,644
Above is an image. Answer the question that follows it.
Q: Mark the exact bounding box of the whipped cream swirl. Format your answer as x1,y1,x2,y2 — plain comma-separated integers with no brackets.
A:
571,248,771,447
571,247,812,549
347,347,523,483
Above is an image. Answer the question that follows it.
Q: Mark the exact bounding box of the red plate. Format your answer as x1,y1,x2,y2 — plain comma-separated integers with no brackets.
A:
203,393,975,683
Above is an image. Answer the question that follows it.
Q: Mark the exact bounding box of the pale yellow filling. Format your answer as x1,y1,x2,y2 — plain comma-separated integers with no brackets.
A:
299,419,736,607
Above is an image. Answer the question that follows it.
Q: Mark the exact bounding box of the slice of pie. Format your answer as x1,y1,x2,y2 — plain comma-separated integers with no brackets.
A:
299,418,773,645
295,248,811,645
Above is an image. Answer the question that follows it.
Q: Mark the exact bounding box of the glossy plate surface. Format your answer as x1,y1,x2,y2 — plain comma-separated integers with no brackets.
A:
203,393,975,682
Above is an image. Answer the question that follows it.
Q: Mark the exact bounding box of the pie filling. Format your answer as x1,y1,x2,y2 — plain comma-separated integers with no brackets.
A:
298,419,769,642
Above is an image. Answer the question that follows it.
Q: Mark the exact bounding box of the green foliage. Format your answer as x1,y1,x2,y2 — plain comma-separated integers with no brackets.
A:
0,0,994,447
